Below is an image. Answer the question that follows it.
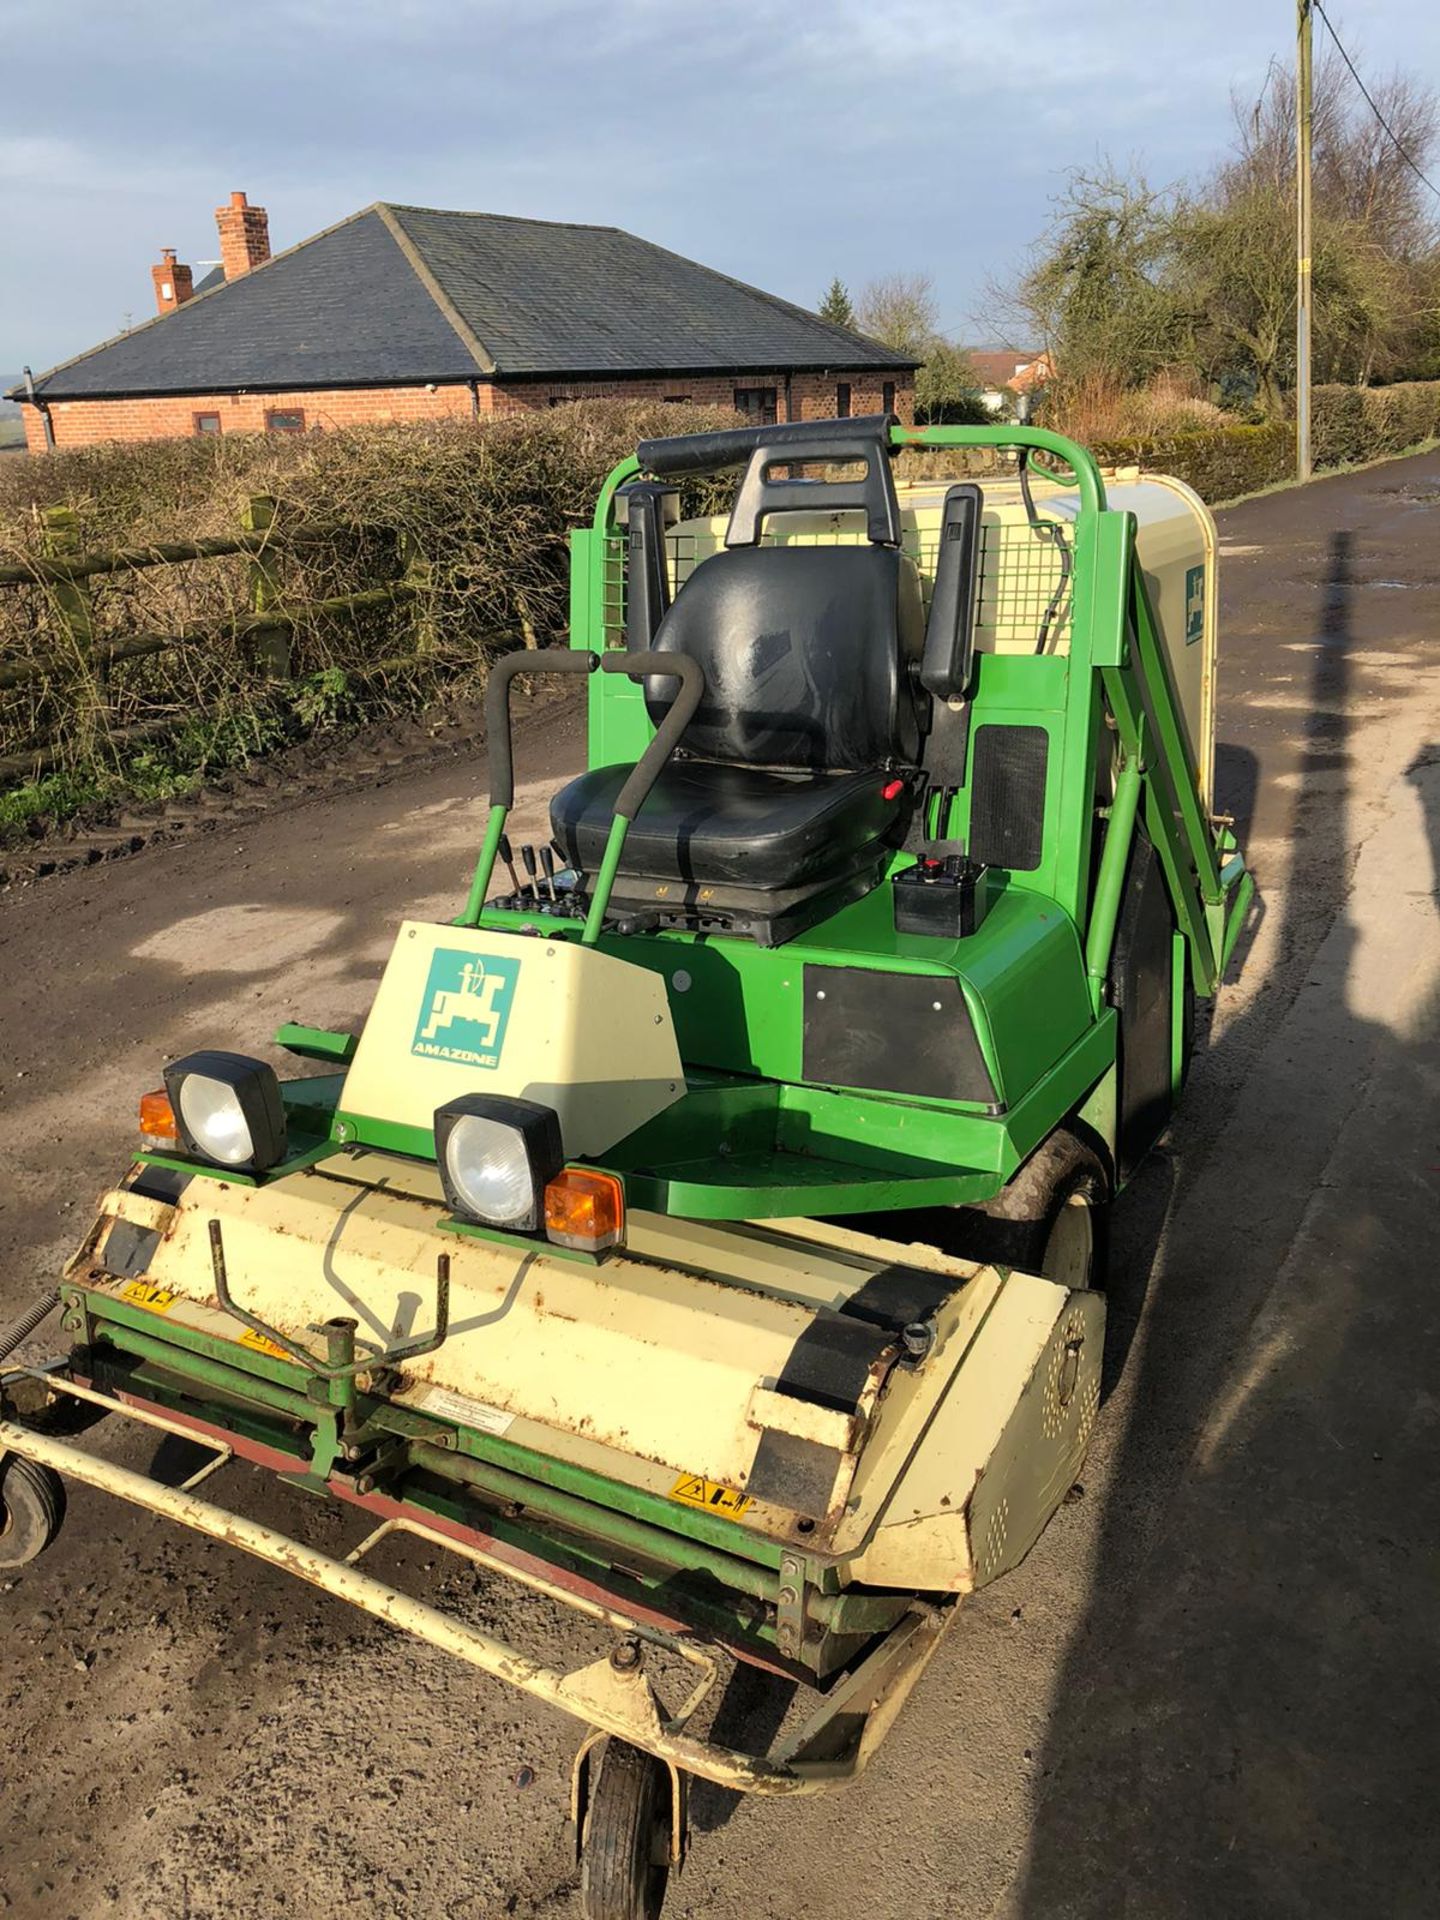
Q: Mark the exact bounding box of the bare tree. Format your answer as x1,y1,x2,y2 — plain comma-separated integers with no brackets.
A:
856,274,939,357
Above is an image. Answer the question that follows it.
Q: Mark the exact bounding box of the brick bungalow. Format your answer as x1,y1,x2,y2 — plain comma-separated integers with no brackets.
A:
10,193,916,452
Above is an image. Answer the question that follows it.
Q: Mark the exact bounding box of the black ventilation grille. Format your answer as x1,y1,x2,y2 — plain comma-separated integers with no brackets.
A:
968,725,1049,871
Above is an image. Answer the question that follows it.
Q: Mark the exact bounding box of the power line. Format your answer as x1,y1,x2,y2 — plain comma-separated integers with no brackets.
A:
1311,0,1440,201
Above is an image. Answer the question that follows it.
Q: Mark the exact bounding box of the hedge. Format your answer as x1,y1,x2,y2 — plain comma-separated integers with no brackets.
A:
1087,422,1296,503
1311,379,1440,470
1082,377,1440,504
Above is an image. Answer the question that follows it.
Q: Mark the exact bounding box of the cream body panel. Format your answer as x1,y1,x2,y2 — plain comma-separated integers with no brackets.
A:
340,920,684,1156
845,1274,1103,1591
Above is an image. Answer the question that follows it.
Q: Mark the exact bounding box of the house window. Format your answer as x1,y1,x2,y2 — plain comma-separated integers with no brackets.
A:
733,386,778,425
882,381,896,415
265,408,305,433
193,412,222,436
835,382,851,418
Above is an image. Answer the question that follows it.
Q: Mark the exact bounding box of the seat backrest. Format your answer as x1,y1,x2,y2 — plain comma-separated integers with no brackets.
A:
644,544,924,772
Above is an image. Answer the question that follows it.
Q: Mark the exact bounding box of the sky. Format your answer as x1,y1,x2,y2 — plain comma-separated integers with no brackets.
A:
3,0,1439,376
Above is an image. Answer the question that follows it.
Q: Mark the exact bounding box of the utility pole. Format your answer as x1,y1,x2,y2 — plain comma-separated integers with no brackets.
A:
1296,0,1314,481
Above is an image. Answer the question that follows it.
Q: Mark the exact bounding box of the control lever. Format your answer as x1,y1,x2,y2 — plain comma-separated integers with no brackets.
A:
498,833,521,897
539,845,558,905
521,844,539,902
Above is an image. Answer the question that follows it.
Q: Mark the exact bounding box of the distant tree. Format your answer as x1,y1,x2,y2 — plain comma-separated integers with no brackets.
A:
915,342,991,424
1010,167,1189,395
817,277,856,328
856,273,938,357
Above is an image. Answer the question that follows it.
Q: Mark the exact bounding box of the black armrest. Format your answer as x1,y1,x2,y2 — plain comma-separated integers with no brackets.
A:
920,484,983,700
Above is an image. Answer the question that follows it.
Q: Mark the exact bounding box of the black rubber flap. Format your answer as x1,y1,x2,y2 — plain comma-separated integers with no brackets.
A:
802,965,997,1105
747,1307,893,1516
968,724,1049,871
1111,826,1177,1178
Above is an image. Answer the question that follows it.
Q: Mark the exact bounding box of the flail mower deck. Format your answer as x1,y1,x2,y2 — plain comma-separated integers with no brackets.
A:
1,418,1252,1917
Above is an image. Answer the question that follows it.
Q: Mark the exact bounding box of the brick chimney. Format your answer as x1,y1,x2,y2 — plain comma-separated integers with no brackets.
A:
151,247,194,315
214,190,271,280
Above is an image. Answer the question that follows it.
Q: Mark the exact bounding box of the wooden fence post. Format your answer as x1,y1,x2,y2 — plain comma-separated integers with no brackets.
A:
41,506,103,755
242,494,289,678
399,530,437,656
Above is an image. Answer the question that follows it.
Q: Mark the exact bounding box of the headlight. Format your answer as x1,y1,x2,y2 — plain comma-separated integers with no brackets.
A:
163,1051,288,1172
435,1094,564,1232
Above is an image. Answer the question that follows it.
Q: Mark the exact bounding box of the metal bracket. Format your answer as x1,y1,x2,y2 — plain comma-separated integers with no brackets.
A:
775,1550,809,1663
207,1218,450,1380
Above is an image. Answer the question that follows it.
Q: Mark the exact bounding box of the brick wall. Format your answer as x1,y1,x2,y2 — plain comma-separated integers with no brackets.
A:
20,368,914,453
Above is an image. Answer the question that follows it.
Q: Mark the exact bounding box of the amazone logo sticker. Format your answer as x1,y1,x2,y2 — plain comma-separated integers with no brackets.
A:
412,948,519,1069
1185,564,1205,645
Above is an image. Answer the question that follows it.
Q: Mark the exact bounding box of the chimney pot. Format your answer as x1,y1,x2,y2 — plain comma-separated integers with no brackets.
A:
230,190,248,209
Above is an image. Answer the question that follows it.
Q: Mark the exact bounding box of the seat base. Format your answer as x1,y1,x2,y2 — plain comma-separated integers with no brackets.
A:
551,760,909,892
596,850,889,949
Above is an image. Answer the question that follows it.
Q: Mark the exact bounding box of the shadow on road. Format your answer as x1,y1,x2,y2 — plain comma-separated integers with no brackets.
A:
1014,530,1440,1916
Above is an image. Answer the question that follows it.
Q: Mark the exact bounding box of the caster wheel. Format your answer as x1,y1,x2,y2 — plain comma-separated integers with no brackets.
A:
580,1738,672,1920
0,1454,66,1570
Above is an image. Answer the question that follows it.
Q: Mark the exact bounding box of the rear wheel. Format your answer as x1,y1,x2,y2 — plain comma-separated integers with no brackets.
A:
947,1129,1109,1290
579,1738,672,1920
0,1454,66,1570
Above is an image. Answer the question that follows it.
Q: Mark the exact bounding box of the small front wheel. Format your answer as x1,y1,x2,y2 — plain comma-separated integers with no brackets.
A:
580,1738,673,1920
0,1454,66,1570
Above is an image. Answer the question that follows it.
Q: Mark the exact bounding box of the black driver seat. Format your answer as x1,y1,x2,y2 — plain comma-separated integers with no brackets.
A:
551,540,924,893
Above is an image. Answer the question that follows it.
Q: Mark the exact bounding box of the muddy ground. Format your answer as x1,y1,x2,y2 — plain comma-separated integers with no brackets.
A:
1,452,1438,1919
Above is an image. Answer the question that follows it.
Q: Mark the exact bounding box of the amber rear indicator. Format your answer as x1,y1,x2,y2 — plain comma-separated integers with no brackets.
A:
139,1088,178,1152
544,1167,624,1253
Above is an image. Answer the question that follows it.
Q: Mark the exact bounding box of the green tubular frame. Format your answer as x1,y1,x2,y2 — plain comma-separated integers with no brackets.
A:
336,421,1253,1221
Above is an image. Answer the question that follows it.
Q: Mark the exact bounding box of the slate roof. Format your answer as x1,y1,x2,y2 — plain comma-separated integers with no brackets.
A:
12,205,915,402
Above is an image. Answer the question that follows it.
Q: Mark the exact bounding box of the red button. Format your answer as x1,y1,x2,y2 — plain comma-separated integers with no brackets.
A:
881,778,905,801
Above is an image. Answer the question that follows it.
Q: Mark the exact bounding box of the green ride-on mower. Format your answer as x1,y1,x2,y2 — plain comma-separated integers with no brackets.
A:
1,417,1251,1917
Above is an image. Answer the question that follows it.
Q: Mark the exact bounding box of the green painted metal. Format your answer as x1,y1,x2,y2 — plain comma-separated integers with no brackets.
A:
580,813,631,945
408,1440,781,1606
1171,931,1190,1098
1084,740,1144,1013
887,424,1108,514
135,1135,337,1189
459,802,509,927
89,1314,319,1423
370,1403,786,1572
275,1023,357,1064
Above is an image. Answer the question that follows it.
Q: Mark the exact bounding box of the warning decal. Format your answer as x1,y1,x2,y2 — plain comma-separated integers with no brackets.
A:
240,1328,294,1362
117,1279,176,1314
669,1473,753,1518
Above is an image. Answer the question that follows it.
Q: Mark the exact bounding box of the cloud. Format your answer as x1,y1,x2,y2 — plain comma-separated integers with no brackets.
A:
4,0,1438,369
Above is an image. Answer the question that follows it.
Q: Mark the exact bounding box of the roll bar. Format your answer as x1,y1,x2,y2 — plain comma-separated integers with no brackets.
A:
594,421,1108,534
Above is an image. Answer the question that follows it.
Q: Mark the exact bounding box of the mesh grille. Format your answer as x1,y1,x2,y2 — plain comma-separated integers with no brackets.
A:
650,515,1073,654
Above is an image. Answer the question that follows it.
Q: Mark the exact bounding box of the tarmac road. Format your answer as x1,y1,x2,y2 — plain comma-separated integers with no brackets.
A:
1,450,1438,1920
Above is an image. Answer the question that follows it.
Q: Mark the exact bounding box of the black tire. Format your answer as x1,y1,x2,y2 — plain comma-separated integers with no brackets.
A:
580,1738,672,1920
945,1129,1110,1289
0,1454,66,1570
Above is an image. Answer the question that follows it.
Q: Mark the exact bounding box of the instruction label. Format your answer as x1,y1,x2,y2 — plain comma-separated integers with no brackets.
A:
421,1385,515,1435
669,1473,753,1518
117,1279,176,1314
1184,564,1205,645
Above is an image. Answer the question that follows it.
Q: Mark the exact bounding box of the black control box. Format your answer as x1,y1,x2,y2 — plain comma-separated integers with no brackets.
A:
892,858,989,939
